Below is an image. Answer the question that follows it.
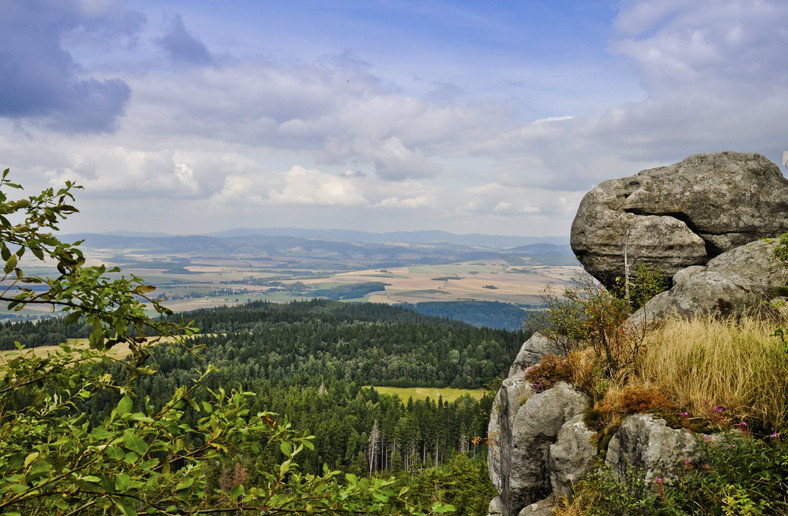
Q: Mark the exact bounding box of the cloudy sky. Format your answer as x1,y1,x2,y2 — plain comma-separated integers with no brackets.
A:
1,0,787,237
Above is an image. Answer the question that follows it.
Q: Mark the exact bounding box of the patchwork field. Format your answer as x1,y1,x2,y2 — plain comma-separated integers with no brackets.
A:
2,233,579,319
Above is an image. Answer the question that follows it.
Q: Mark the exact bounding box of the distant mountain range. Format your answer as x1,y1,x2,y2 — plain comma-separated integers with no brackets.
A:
64,228,575,269
77,227,568,248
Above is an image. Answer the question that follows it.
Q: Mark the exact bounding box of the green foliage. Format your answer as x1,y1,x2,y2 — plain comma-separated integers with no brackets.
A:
0,171,452,515
393,454,493,516
528,274,641,377
0,169,188,365
773,232,788,267
0,346,445,514
612,263,669,312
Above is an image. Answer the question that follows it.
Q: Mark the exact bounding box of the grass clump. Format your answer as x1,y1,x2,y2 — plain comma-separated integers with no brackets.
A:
638,314,788,434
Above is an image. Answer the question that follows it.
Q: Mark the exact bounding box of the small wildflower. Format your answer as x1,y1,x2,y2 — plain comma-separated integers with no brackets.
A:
703,434,711,440
770,433,781,439
684,458,692,464
737,421,747,428
654,477,663,484
714,406,724,413
680,412,689,417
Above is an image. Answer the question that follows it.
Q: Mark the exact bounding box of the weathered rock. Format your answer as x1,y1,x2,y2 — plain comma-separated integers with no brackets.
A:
630,238,788,324
488,368,533,498
517,496,555,516
487,496,504,516
509,333,565,376
606,414,701,486
571,152,788,289
488,381,590,516
548,415,596,498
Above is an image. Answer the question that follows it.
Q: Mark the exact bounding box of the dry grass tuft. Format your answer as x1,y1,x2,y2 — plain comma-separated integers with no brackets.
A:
638,314,788,433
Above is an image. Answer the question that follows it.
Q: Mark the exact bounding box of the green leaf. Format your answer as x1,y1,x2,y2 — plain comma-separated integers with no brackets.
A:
106,445,125,461
90,427,114,440
30,245,44,260
123,429,148,455
23,452,40,467
117,394,133,417
115,499,138,516
115,473,131,492
64,311,81,326
230,484,244,500
280,441,293,457
176,476,194,491
82,475,102,483
4,254,17,274
26,460,50,481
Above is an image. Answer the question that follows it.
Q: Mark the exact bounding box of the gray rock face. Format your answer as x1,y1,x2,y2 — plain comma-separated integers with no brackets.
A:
606,414,701,486
508,333,565,376
548,415,596,498
487,496,503,516
517,497,555,516
631,238,788,324
571,152,788,289
488,381,590,516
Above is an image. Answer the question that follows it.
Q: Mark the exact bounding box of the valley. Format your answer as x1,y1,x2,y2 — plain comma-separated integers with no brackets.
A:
5,230,579,323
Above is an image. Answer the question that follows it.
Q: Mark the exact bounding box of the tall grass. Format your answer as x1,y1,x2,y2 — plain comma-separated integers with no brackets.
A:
638,315,788,433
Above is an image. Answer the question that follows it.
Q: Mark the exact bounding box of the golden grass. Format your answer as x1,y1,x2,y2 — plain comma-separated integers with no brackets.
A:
638,315,788,433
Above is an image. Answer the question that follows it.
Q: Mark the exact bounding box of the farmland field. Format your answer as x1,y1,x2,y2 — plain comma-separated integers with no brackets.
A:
1,232,579,319
365,386,488,403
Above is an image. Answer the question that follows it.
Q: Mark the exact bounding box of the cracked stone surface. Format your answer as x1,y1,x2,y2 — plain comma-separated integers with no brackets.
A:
629,238,788,324
570,151,788,290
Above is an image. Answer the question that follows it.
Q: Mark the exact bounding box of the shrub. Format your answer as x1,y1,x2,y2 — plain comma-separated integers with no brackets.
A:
524,353,574,392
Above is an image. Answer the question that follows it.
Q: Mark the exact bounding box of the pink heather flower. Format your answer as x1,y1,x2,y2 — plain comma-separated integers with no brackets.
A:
737,421,748,428
703,435,711,440
654,477,663,484
770,433,781,438
680,412,689,417
684,458,692,464
714,406,724,413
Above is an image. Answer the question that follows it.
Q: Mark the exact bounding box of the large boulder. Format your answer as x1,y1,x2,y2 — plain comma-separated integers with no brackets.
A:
606,414,701,486
571,152,788,289
631,238,788,324
488,381,590,516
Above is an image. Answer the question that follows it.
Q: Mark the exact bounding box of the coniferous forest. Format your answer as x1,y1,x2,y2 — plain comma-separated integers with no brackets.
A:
1,297,528,514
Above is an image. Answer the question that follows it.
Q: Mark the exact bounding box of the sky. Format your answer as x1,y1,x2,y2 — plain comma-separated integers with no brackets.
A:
1,0,787,238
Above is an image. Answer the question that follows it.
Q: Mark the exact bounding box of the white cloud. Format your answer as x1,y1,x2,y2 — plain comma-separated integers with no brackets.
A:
376,195,432,209
269,166,367,206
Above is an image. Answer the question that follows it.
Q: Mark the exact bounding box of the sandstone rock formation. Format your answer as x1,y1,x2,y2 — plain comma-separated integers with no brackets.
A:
606,414,701,486
489,151,788,515
548,415,596,498
631,238,788,324
488,379,590,516
571,152,788,289
507,332,564,376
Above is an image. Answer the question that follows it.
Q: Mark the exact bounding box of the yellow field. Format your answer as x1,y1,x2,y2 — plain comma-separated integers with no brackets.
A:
364,385,488,403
